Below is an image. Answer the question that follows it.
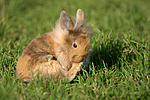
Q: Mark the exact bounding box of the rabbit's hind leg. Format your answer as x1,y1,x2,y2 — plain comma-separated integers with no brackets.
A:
31,55,62,80
20,54,60,81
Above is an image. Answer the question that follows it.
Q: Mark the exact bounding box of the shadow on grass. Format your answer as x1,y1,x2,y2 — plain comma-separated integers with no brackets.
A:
71,40,123,83
90,40,122,70
77,36,139,77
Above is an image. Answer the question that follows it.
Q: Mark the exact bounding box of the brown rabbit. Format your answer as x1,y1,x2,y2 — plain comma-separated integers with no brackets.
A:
16,9,92,82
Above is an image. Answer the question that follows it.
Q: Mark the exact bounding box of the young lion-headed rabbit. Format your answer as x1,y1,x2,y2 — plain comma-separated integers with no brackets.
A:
16,9,92,82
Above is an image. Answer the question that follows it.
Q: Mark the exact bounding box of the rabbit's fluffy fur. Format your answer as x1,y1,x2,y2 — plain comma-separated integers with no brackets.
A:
16,9,92,81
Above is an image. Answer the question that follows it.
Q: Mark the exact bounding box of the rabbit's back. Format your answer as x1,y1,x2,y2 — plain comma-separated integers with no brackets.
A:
16,33,59,79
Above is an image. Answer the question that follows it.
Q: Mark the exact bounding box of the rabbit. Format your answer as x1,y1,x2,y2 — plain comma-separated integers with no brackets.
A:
16,9,92,82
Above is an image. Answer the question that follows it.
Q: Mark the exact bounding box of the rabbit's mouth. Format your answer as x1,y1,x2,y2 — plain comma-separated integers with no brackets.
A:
71,54,87,63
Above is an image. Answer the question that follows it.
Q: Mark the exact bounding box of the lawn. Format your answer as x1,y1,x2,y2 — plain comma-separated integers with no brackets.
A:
0,0,150,99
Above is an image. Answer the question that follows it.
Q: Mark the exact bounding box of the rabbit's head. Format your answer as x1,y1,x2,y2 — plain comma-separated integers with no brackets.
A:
52,9,92,63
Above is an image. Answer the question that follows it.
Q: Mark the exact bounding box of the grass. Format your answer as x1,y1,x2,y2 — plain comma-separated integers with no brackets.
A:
0,0,150,99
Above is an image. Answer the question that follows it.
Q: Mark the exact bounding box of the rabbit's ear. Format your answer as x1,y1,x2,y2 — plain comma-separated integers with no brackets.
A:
74,9,85,29
60,11,74,31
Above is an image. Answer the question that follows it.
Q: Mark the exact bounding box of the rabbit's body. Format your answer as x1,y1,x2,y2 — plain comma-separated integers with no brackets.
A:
16,9,92,81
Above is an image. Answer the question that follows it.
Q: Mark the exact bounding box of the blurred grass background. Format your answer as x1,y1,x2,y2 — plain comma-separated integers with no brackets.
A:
0,0,150,99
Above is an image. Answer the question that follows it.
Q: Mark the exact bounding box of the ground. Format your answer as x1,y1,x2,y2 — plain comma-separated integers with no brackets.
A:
0,0,150,99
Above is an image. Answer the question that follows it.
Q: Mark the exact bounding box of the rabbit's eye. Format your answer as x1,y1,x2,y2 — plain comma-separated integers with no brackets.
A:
72,42,78,49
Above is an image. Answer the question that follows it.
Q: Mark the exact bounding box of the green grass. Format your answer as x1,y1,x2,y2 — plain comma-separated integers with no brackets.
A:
0,0,150,99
